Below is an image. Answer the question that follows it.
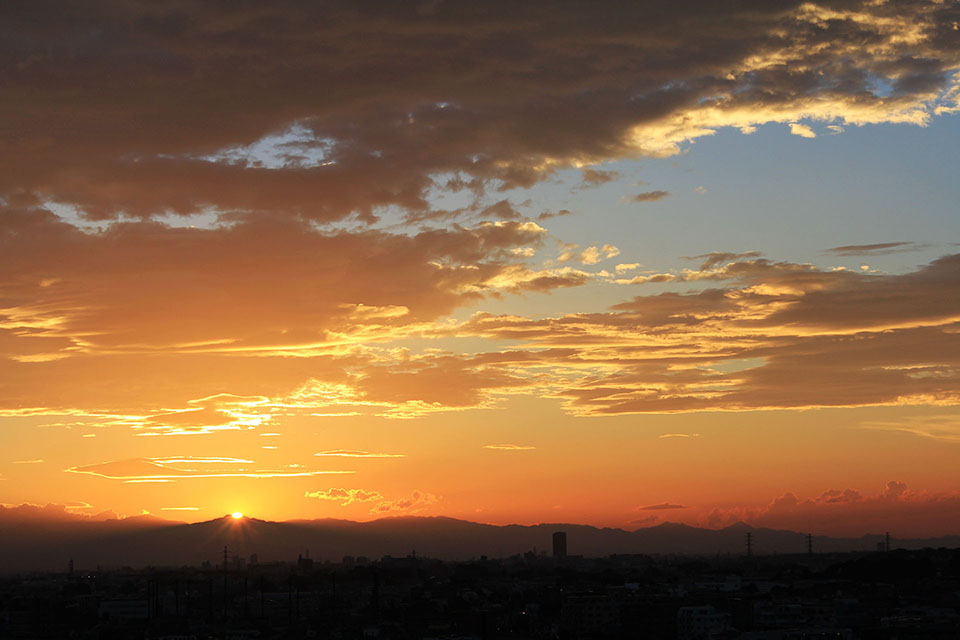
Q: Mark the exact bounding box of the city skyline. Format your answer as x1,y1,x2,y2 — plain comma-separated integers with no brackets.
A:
2,1,960,537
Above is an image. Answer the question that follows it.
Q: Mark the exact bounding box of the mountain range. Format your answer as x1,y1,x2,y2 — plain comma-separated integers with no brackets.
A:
2,508,959,573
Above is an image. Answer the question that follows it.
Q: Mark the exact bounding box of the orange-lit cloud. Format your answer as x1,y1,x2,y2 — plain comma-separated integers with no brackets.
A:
67,457,354,481
483,444,537,451
860,414,960,443
6,252,959,423
2,0,960,532
449,253,960,414
304,488,383,506
371,490,440,515
314,450,406,458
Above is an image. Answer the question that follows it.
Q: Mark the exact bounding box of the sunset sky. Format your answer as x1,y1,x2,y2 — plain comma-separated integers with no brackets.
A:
2,0,960,538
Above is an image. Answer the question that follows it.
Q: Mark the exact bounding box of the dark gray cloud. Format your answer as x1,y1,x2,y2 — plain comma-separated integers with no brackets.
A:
1,0,958,221
640,502,688,510
825,242,917,256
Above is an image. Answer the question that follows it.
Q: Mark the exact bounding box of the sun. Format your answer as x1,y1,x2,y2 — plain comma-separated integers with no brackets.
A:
231,511,243,519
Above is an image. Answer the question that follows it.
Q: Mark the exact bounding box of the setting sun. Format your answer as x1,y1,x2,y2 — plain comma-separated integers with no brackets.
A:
232,512,243,519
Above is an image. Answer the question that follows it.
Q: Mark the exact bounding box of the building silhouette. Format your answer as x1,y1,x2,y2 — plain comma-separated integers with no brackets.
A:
552,531,567,559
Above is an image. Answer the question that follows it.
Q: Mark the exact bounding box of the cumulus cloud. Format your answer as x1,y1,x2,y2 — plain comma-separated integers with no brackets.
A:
580,245,620,265
371,490,440,515
789,122,817,138
304,488,383,506
0,503,118,523
700,481,960,537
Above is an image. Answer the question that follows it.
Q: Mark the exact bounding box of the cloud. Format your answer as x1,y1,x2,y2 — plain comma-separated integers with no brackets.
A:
2,1,960,428
701,481,960,537
580,169,620,187
580,245,620,265
0,212,571,420
536,208,573,222
685,251,762,271
449,252,960,415
67,457,354,481
640,502,688,510
860,414,960,443
789,122,817,138
372,490,440,515
304,488,383,506
627,190,670,203
825,242,917,256
12,459,44,464
483,444,537,451
0,503,118,523
314,450,406,458
4,1,957,222
658,433,701,439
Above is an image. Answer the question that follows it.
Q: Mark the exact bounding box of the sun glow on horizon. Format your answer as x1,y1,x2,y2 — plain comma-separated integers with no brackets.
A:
231,512,243,519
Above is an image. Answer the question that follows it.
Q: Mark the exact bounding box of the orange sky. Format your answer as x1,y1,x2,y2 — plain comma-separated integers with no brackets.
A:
2,0,960,538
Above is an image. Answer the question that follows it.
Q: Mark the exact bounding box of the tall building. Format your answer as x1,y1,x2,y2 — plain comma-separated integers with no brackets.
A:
552,531,567,559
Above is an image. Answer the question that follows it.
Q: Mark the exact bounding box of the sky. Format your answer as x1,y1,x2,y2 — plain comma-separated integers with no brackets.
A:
2,0,960,538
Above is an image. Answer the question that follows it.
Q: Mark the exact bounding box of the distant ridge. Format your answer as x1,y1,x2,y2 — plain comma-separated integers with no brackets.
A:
1,512,958,572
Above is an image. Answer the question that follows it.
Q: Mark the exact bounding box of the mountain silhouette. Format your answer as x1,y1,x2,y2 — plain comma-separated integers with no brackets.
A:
1,512,958,572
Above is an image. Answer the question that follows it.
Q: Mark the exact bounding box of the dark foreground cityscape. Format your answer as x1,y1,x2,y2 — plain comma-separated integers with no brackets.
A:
3,532,960,639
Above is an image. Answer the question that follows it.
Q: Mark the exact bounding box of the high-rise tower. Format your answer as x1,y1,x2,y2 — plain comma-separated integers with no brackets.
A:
552,531,567,559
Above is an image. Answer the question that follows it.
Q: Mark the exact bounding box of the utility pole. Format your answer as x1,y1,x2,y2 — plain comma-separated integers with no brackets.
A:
807,533,813,555
746,532,753,557
885,532,891,553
